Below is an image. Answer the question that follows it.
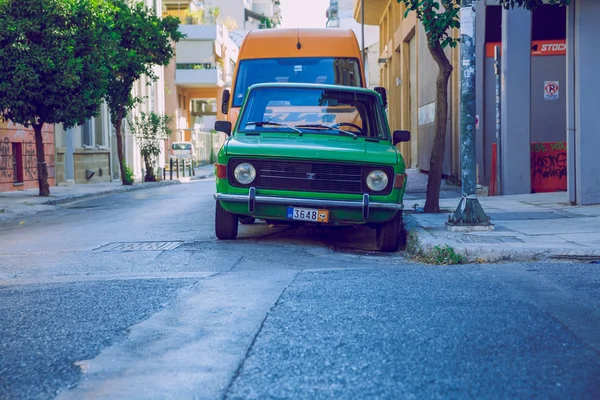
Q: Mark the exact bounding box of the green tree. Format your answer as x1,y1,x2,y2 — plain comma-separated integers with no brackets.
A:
0,0,112,196
127,111,172,182
398,0,570,212
103,0,184,185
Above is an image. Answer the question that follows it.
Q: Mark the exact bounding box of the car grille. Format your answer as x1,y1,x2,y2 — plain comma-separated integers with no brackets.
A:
228,159,393,195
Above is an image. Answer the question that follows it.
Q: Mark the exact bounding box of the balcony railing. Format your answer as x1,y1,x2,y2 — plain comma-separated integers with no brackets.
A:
175,64,224,87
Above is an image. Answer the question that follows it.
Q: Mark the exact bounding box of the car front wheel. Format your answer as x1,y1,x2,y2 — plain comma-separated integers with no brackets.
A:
375,212,405,252
215,201,238,240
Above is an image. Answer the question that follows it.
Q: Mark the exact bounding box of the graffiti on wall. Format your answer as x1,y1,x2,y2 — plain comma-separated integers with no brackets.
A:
23,142,38,180
531,142,567,193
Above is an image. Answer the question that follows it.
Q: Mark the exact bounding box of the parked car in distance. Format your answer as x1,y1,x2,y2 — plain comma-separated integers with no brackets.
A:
170,142,193,160
213,83,410,252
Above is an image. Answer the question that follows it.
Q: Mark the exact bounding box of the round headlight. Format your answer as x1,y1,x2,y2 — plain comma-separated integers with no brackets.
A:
366,170,389,191
234,162,256,185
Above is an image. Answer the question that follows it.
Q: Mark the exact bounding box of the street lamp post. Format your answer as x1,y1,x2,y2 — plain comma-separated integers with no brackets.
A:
446,0,493,231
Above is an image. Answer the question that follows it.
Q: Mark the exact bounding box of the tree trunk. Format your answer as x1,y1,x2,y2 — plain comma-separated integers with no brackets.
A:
32,123,50,196
114,108,130,185
144,154,155,182
424,40,453,213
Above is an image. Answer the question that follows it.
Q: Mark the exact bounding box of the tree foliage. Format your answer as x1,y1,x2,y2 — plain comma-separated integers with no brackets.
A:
0,0,113,195
127,111,172,182
101,0,184,185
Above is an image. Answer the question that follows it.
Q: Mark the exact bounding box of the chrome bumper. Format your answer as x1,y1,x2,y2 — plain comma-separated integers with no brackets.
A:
214,189,404,219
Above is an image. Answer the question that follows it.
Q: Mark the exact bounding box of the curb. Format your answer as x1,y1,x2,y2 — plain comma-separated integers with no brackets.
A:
403,213,600,264
43,179,182,206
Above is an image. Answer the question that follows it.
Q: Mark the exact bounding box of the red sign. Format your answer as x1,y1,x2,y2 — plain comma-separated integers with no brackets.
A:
531,40,567,56
486,40,567,58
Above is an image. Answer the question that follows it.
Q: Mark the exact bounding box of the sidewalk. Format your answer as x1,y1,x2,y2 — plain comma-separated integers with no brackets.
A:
0,163,215,223
404,169,600,263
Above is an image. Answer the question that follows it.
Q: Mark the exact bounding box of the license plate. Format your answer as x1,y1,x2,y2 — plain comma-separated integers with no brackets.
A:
286,207,329,223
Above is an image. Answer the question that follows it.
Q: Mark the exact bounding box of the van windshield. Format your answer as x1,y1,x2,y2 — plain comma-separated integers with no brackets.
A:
238,87,388,140
232,57,362,107
172,143,191,150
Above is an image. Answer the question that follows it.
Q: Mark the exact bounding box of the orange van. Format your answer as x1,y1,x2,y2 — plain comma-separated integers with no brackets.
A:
221,28,386,125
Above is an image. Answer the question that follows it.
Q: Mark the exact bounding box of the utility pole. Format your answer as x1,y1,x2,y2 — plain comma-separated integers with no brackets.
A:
446,0,493,231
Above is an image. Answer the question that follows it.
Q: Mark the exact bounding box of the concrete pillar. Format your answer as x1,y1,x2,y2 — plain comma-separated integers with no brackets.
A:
501,7,531,195
573,0,600,204
566,1,576,204
65,127,75,183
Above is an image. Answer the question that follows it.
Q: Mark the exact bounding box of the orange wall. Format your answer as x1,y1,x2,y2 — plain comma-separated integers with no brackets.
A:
0,121,56,192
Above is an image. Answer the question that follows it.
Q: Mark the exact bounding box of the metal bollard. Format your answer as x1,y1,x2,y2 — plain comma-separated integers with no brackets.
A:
176,159,179,178
170,159,173,180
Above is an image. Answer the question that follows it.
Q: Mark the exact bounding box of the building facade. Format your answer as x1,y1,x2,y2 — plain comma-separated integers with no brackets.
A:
476,0,599,204
327,0,380,89
354,0,599,205
166,0,281,46
53,0,168,186
0,122,55,192
164,1,240,166
353,0,461,174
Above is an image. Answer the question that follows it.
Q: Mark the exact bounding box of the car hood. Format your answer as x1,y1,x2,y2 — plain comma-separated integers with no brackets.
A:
225,134,399,165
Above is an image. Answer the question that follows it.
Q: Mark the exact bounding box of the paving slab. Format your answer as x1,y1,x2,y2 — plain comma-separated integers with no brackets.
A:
404,190,600,263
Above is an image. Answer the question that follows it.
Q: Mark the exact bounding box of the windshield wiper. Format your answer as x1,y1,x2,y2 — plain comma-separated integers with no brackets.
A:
245,121,302,134
294,124,357,139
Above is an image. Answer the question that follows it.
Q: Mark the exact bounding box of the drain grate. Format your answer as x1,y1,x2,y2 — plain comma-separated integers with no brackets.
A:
457,235,523,244
95,241,183,251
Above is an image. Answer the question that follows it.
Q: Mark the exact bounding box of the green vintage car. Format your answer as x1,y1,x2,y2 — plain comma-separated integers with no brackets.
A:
213,83,410,252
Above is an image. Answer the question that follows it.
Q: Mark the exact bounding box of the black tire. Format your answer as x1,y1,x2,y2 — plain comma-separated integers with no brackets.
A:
239,216,256,225
375,212,405,252
215,201,238,240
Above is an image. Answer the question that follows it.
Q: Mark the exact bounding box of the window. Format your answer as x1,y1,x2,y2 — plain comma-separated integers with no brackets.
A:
232,57,363,107
81,116,106,148
237,86,389,140
95,116,104,147
172,143,192,150
82,119,93,146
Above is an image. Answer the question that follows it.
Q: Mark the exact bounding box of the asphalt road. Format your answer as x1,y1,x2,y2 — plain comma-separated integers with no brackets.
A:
0,178,599,399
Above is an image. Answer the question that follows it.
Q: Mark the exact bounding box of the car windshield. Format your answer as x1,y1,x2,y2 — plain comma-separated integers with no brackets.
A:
172,143,191,150
237,87,388,140
232,57,362,107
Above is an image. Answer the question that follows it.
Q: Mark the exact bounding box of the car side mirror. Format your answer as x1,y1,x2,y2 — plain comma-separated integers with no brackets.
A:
393,130,410,145
374,86,387,108
221,89,230,114
214,120,232,136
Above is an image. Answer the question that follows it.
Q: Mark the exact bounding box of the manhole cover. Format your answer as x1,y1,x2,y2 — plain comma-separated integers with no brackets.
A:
458,235,523,244
95,241,183,251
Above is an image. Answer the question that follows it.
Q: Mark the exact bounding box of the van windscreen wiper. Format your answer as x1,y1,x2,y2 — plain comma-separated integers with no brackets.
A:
294,124,357,139
245,121,302,134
